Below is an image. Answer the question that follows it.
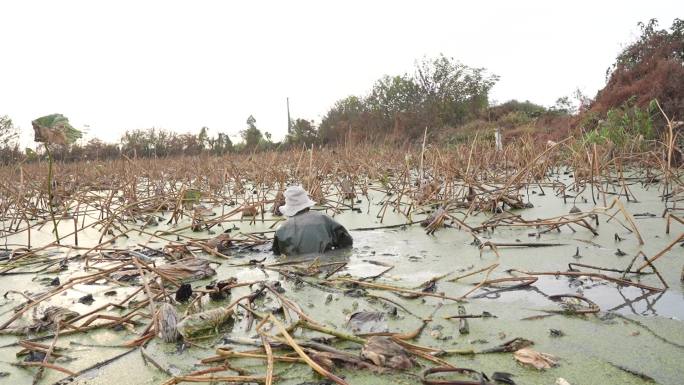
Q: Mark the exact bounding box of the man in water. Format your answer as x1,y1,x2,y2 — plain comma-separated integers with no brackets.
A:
272,185,353,255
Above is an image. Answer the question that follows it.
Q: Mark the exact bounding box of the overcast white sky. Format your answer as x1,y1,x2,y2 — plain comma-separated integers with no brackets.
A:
0,1,681,145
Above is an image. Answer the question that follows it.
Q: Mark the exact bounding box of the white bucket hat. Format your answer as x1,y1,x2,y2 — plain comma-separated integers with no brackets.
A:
279,185,316,217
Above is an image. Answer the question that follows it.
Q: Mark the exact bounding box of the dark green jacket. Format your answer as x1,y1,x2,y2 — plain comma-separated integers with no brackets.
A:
272,211,353,255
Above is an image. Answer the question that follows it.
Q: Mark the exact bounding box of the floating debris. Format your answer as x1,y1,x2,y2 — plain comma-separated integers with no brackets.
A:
77,294,94,305
158,303,180,343
175,283,193,302
0,125,682,385
156,258,216,282
513,348,558,370
361,336,414,370
177,306,234,338
347,311,387,333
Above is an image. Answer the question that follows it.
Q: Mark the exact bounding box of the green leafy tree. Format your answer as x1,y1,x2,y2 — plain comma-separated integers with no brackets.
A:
366,75,424,137
198,126,209,150
318,54,499,143
241,115,263,150
0,115,19,148
318,96,367,144
367,75,421,118
257,131,275,151
213,133,233,155
0,115,21,164
414,54,498,127
286,118,318,146
490,100,548,119
551,97,574,115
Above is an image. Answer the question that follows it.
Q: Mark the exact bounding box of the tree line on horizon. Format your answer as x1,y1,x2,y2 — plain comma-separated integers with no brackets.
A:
0,18,681,164
0,54,553,163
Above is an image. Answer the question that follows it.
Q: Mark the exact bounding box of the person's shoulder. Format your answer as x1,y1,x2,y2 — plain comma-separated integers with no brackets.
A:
275,219,291,235
318,212,343,225
308,211,333,220
303,211,333,224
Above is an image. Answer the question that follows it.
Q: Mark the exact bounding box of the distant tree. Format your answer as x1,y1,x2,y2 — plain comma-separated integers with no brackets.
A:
213,132,233,155
120,128,187,157
368,76,421,113
0,115,19,148
241,115,263,150
318,54,499,143
490,100,548,119
83,138,120,160
286,119,318,146
179,133,202,155
120,129,149,157
318,96,367,144
256,131,275,151
550,97,575,115
366,75,423,137
0,115,21,164
198,126,209,150
413,54,498,127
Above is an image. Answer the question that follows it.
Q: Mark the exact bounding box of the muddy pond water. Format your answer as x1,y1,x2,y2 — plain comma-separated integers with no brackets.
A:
1,175,683,385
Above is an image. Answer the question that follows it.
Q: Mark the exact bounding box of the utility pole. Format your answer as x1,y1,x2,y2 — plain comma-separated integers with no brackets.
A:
286,97,292,134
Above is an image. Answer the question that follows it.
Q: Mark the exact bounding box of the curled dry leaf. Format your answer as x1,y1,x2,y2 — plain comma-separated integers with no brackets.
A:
177,306,233,338
361,336,413,370
27,306,79,333
513,348,558,370
156,258,216,281
205,233,233,252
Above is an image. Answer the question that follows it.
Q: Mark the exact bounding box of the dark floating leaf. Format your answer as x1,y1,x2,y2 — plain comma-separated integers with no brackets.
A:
271,281,286,293
492,372,516,384
480,337,534,353
78,294,94,305
24,351,46,362
343,288,367,298
347,311,387,333
175,283,193,302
